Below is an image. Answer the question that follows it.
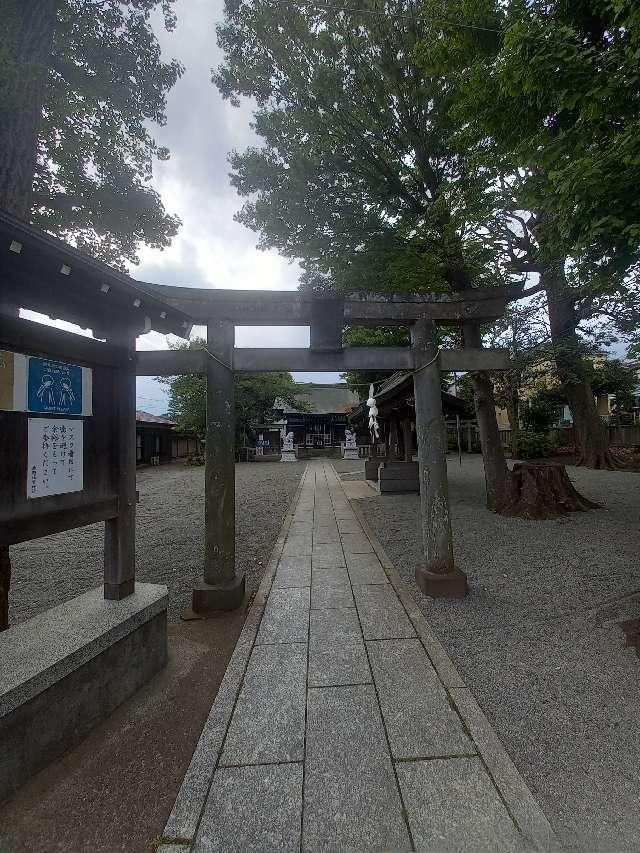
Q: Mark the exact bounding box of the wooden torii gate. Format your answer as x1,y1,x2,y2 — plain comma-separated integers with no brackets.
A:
136,285,509,608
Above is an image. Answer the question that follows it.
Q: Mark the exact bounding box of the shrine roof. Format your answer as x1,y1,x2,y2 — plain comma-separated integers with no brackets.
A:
135,410,176,426
0,208,193,338
274,384,360,416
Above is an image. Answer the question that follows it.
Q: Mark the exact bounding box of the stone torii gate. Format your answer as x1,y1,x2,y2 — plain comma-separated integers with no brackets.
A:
136,286,509,609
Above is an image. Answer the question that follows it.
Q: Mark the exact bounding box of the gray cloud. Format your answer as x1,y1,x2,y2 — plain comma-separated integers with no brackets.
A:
133,0,341,412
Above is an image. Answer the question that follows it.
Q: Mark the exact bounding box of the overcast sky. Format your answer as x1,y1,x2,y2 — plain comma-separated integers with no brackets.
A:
131,0,341,413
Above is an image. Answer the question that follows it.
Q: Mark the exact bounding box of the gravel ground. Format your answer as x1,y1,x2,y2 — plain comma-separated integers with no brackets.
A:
350,455,640,852
9,460,306,625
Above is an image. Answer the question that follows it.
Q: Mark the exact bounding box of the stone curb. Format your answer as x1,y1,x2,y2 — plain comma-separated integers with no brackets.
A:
156,468,309,852
343,473,562,852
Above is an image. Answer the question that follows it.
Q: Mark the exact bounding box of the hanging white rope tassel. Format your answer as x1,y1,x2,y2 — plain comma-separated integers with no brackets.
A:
366,383,379,441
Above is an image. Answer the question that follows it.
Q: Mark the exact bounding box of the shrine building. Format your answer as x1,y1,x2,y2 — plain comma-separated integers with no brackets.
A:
272,384,363,454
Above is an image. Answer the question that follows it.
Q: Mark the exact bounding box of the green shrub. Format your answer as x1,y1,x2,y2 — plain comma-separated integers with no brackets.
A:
516,431,552,459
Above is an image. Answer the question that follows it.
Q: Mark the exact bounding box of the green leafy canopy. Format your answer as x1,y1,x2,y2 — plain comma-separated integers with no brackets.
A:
0,0,183,266
162,338,310,446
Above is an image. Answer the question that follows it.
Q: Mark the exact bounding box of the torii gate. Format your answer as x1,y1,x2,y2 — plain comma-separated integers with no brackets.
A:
136,285,509,609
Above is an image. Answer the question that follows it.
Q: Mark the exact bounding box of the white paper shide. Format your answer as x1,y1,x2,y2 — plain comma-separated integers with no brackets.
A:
27,418,83,498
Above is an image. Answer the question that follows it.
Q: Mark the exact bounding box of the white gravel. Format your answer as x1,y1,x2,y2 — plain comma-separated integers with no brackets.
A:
353,454,640,852
8,461,306,625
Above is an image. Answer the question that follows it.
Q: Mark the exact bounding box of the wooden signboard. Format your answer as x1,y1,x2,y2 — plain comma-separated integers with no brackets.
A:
0,355,117,546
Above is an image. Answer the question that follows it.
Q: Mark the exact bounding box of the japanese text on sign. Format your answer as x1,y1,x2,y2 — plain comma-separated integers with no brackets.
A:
27,418,84,499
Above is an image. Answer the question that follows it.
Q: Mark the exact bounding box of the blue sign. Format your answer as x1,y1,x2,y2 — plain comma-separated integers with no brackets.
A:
257,439,270,446
28,357,83,415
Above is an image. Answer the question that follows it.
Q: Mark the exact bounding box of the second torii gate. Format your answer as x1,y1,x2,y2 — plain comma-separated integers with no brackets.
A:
136,286,509,609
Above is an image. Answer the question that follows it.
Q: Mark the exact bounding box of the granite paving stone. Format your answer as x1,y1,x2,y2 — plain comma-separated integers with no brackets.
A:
310,585,355,609
347,563,388,586
220,643,307,766
345,552,384,570
337,519,361,534
303,684,411,852
308,639,371,687
194,762,303,853
311,566,350,587
367,638,473,759
277,555,312,572
160,461,556,853
397,757,529,852
272,556,312,589
281,536,312,557
272,564,311,589
353,583,416,640
311,554,346,569
255,587,310,644
289,521,313,535
310,607,362,645
340,533,375,554
312,543,343,558
313,527,339,544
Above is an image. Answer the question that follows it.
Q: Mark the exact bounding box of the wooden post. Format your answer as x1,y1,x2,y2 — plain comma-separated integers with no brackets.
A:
0,299,17,626
191,319,245,614
104,331,137,599
403,418,413,462
411,319,467,598
389,418,399,460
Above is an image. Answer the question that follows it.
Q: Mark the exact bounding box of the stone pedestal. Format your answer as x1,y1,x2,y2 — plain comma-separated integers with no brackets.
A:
191,574,246,615
365,458,383,481
342,446,359,460
378,461,419,493
415,567,468,599
281,436,296,462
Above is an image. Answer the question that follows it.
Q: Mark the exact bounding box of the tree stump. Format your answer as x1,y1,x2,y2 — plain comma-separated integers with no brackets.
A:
505,463,600,520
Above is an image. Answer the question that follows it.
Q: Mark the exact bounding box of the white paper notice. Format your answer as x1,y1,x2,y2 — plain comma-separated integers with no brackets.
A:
27,418,83,499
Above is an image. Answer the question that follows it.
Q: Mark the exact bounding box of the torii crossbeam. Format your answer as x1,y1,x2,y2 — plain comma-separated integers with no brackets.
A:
136,285,509,608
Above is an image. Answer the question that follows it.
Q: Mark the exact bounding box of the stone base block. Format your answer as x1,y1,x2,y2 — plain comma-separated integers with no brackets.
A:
379,461,419,493
365,458,383,481
280,451,297,462
191,574,246,615
342,448,360,460
0,583,168,804
415,567,468,599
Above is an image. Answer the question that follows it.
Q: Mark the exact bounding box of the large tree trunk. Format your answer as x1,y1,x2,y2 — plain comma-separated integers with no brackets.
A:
542,262,617,469
0,0,58,218
463,324,515,512
462,324,598,519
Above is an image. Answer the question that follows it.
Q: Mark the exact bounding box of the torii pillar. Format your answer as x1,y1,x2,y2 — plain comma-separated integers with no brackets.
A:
191,319,245,614
411,318,468,598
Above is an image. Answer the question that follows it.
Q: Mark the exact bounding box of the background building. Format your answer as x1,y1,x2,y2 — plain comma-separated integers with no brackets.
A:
273,384,362,455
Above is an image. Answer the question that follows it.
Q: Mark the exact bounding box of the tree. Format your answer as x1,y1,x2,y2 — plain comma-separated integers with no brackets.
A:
589,359,639,410
215,0,502,294
215,0,523,512
412,0,640,468
0,1,182,628
340,327,409,398
163,339,309,446
0,0,182,265
484,300,549,455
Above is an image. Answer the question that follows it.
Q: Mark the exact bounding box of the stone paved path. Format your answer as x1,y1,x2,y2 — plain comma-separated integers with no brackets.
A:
157,462,559,853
